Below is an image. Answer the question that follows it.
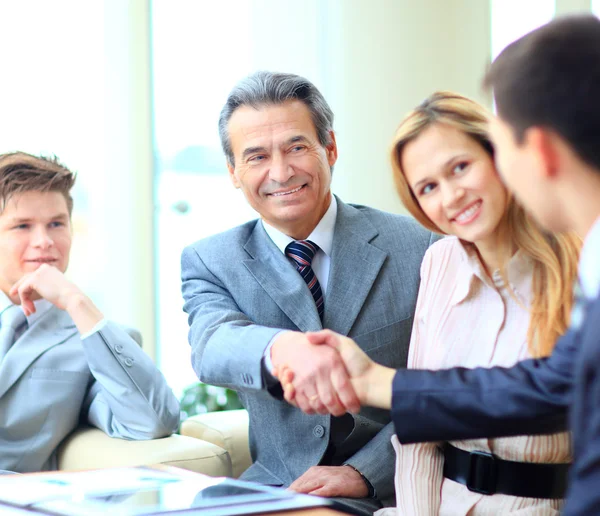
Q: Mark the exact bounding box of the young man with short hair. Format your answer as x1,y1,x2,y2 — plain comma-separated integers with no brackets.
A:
0,152,179,473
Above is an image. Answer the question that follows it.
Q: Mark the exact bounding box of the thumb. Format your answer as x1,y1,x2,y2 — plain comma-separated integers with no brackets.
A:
306,330,336,346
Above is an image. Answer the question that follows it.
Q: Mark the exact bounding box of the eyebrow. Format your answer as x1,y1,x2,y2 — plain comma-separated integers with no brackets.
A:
10,213,69,224
240,135,311,160
241,146,268,160
286,135,310,145
412,154,469,190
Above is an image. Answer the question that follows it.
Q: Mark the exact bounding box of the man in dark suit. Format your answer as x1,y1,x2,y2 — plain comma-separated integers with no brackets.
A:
288,14,600,516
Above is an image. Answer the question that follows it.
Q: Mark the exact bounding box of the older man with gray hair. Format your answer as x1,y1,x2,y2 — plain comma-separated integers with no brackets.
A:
181,71,436,515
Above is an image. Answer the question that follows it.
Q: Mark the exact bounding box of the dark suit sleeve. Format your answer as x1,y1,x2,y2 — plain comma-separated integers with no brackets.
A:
563,369,600,514
390,328,576,443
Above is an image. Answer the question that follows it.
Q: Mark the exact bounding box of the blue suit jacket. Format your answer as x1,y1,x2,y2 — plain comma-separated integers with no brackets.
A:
391,294,600,515
0,305,180,473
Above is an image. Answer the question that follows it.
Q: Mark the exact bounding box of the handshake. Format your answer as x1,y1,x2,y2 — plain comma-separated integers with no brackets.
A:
270,330,396,416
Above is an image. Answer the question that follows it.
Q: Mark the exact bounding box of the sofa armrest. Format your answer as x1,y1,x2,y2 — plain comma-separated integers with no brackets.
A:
57,426,232,477
180,409,251,478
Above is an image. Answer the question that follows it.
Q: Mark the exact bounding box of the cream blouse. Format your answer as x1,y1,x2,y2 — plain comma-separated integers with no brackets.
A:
377,237,570,516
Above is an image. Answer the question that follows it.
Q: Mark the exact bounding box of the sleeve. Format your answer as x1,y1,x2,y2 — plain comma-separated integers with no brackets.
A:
390,327,575,443
562,345,600,514
344,422,397,503
181,245,282,392
81,322,180,439
394,248,444,515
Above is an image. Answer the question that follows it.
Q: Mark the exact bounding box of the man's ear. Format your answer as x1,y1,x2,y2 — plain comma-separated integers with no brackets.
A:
326,131,338,167
227,161,240,188
523,127,559,180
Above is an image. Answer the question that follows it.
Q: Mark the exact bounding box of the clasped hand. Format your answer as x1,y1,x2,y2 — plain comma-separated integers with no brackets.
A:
271,330,377,415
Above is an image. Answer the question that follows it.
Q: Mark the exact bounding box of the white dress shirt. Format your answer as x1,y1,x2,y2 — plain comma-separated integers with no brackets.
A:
262,194,337,294
378,237,569,515
261,195,338,373
578,216,600,300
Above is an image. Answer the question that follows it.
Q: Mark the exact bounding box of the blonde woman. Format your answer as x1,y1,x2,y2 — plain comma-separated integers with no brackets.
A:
277,90,579,514
374,91,580,515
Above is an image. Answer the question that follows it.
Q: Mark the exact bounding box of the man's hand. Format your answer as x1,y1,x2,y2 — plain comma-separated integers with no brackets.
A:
10,263,103,333
306,330,395,410
288,465,369,498
10,263,83,315
270,331,360,416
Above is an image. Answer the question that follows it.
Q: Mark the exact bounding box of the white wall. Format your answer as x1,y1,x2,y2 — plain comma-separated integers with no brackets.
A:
322,0,491,214
0,0,156,359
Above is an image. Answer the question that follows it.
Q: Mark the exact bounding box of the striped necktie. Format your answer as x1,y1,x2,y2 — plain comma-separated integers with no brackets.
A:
285,240,325,321
0,305,27,362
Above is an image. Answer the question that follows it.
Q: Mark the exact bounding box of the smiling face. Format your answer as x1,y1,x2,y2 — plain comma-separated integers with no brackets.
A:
0,190,72,296
401,123,508,246
226,100,337,239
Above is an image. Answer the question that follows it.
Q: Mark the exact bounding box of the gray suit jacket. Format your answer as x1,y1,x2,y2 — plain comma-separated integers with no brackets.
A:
0,305,180,473
181,197,435,513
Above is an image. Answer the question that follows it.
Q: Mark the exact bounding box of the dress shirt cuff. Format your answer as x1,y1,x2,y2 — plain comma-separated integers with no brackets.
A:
262,330,290,377
80,318,109,340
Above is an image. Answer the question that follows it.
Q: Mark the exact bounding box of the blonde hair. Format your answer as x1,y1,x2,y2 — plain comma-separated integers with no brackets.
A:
390,91,581,358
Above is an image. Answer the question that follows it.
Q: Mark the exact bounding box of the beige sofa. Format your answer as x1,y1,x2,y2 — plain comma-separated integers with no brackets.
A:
57,425,232,476
180,409,251,478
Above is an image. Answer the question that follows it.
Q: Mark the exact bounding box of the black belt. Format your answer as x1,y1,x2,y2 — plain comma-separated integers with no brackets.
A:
442,443,569,499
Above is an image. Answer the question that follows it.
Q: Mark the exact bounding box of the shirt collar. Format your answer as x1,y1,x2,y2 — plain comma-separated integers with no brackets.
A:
450,242,482,306
262,195,338,257
450,238,532,306
579,216,600,299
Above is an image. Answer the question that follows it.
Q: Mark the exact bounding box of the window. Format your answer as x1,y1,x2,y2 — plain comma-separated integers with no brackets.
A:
491,0,555,59
0,1,109,309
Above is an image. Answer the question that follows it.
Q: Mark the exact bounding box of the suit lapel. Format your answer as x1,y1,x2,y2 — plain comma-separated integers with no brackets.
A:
0,305,77,399
243,222,322,332
324,199,387,335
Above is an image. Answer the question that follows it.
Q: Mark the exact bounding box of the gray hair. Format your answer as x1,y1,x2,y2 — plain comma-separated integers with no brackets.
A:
218,71,335,166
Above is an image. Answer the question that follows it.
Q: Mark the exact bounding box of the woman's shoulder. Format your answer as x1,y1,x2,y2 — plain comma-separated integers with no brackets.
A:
422,236,467,270
418,236,468,297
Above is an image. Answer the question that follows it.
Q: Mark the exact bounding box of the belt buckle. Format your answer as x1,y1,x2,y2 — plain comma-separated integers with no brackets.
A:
466,450,497,495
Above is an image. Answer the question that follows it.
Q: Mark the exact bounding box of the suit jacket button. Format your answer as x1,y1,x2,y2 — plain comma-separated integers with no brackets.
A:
313,425,325,438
